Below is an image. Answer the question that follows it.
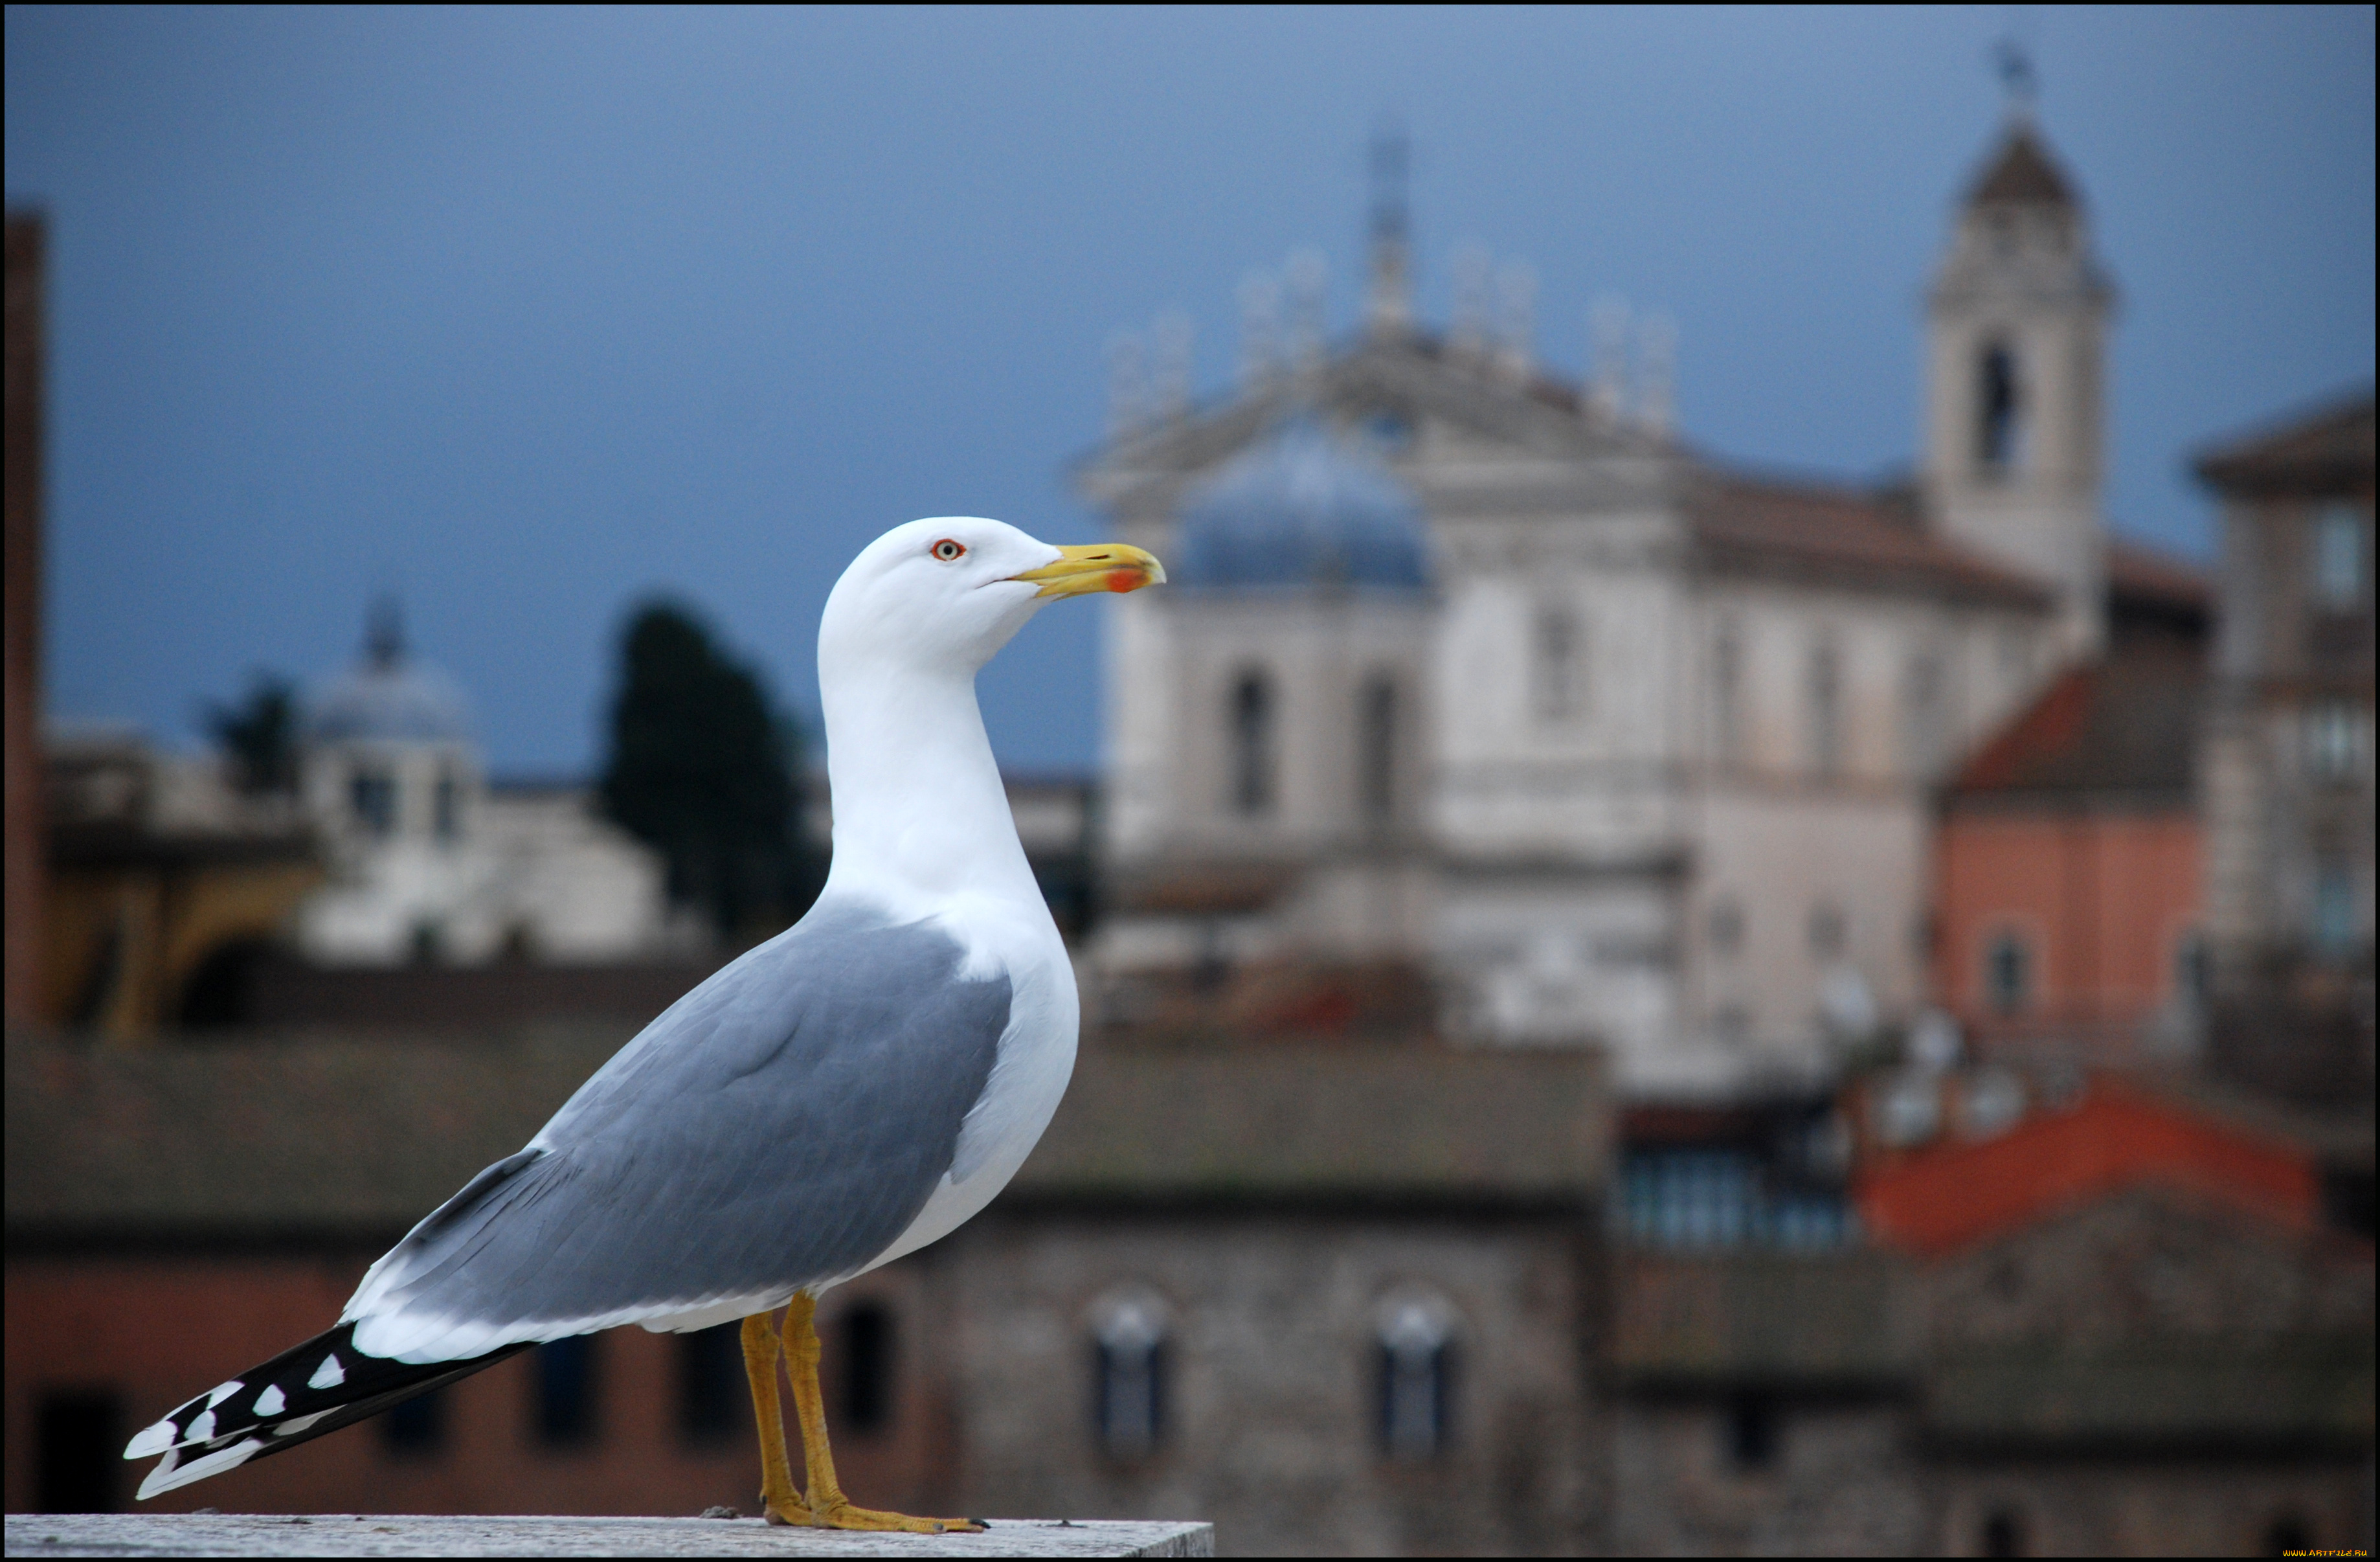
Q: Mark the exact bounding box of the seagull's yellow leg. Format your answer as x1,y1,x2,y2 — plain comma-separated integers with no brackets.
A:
781,1293,983,1534
741,1311,813,1526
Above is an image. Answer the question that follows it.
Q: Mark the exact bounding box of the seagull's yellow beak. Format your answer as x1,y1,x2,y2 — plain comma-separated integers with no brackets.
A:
1007,543,1167,598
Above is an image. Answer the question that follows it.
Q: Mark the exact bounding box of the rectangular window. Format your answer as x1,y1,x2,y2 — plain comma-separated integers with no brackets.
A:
381,1388,445,1456
533,1336,599,1447
1806,642,1842,778
1902,652,1948,778
2311,504,2367,611
2304,701,2366,782
1711,623,1744,765
1229,672,1274,816
1532,604,1583,722
1358,675,1398,822
676,1324,744,1446
838,1302,895,1436
2313,859,2358,958
36,1390,123,1513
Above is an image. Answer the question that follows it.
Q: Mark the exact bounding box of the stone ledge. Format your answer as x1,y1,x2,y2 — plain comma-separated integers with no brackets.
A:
2,1514,1215,1558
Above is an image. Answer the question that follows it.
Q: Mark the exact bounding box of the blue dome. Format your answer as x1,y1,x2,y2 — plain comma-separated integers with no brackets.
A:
1174,420,1431,592
307,660,473,743
306,600,472,743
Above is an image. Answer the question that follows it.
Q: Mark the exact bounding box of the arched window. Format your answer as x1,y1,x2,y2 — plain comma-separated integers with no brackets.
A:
1375,1295,1455,1460
1532,603,1582,721
1977,342,2021,471
1358,673,1398,822
350,765,397,837
1229,671,1275,817
1090,1289,1168,1461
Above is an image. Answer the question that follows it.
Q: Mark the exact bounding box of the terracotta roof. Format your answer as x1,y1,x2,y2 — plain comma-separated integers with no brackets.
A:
2194,389,2376,491
1966,123,2077,207
2104,537,2211,617
1946,640,2203,802
1685,470,2054,606
1856,1081,2319,1256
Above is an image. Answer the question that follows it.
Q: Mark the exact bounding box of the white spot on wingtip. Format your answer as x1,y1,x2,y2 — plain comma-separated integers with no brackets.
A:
137,1438,262,1499
123,1419,177,1458
254,1383,286,1416
307,1353,345,1390
186,1410,216,1442
204,1379,243,1409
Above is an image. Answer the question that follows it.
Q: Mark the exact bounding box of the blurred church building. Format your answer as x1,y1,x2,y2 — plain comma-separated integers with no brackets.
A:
292,599,687,969
1081,110,2207,1101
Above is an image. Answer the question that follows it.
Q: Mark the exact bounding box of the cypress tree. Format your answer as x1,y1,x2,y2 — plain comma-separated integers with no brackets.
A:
598,601,814,939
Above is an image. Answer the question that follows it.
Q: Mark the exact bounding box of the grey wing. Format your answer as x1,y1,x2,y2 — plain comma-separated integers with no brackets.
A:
345,900,1008,1358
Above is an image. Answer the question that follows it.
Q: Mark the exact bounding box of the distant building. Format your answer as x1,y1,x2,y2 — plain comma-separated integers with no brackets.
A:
5,1028,1607,1554
294,602,688,968
1081,113,2162,1102
38,722,319,1039
1931,547,2212,1067
2193,391,2376,1106
1608,1074,2373,1556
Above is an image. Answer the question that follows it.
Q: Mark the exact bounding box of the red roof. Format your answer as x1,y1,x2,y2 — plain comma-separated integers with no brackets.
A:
2194,390,2375,491
1857,1082,2319,1256
2104,537,2211,617
1685,471,2054,606
1946,640,2203,802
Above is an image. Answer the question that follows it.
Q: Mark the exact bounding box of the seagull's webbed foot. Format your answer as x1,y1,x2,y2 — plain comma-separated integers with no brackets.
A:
805,1499,984,1535
776,1295,985,1535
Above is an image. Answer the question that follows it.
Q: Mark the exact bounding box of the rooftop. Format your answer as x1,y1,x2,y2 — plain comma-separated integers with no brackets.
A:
2193,389,2377,492
1945,639,2205,806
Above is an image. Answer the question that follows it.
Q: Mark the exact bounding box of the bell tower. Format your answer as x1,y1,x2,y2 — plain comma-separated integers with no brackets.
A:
1923,97,2115,657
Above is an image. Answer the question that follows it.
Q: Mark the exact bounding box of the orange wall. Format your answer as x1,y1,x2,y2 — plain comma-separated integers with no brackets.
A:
1933,808,2202,1046
5,1255,950,1517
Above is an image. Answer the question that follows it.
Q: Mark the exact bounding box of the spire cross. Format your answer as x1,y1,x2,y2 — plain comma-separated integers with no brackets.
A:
1993,37,2037,114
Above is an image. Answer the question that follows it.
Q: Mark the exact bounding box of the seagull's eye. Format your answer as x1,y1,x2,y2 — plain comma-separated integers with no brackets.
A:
930,539,967,563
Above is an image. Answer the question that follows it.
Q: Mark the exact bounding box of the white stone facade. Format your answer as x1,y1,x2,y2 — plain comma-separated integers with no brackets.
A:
293,624,684,967
1081,119,2120,1100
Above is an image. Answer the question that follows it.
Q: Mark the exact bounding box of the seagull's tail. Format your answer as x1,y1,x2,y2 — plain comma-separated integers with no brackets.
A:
122,1321,529,1499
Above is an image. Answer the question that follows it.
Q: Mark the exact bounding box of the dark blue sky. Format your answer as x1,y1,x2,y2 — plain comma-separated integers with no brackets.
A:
8,6,2373,774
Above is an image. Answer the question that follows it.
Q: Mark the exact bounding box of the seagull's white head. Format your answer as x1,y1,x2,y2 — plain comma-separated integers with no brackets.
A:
820,517,1165,679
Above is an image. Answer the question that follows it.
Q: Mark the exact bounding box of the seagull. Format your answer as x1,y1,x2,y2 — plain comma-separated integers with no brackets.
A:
124,518,1165,1532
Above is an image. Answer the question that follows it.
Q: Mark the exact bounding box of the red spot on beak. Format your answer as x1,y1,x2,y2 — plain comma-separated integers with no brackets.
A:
1108,570,1146,593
